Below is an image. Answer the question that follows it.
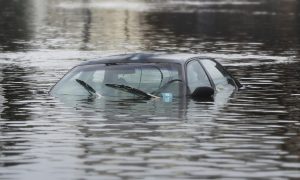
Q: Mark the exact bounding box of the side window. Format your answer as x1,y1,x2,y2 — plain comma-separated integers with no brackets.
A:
187,60,211,93
201,59,235,88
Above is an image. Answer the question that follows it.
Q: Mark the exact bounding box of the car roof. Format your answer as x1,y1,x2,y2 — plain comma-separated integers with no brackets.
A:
79,53,209,66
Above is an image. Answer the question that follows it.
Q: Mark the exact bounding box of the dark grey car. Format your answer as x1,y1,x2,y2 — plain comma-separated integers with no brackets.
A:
49,53,242,100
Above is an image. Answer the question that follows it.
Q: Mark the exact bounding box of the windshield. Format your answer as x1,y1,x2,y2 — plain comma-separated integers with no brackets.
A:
50,63,182,98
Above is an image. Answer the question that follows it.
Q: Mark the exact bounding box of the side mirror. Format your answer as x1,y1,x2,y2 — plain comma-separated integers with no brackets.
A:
191,86,214,100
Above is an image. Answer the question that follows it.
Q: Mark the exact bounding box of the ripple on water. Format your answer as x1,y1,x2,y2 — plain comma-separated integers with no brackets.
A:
1,0,300,178
1,51,300,179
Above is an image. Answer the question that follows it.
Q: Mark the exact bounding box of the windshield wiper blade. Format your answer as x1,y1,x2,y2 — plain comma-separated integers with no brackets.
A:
76,79,101,97
105,84,159,99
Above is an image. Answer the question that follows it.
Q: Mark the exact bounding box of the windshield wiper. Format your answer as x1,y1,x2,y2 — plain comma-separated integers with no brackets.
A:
105,84,159,99
76,79,101,97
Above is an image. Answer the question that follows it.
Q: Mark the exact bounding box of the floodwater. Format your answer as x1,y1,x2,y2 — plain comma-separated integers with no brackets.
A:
0,0,300,179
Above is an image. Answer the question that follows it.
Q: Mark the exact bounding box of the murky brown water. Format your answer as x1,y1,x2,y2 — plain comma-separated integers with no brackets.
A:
0,0,300,179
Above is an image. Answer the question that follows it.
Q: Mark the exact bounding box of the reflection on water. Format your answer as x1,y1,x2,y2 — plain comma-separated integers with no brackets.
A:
0,0,300,179
0,0,34,51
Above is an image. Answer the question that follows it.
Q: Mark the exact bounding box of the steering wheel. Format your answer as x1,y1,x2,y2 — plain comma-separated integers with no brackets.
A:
152,79,183,95
164,79,182,85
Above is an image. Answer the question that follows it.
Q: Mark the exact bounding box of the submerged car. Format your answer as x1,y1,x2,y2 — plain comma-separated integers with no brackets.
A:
49,53,242,100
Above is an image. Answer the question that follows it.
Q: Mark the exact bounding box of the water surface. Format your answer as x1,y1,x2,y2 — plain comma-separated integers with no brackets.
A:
0,0,300,179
